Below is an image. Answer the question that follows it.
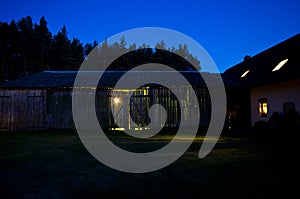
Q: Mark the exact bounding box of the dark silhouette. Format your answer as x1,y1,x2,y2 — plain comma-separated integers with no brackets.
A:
0,16,91,82
0,16,201,83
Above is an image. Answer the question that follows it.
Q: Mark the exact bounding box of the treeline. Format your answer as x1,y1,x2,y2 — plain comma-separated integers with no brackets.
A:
0,16,97,83
0,16,200,83
93,39,201,71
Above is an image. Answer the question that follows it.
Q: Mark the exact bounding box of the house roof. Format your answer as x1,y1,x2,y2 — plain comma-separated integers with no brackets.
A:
223,33,300,88
0,70,239,89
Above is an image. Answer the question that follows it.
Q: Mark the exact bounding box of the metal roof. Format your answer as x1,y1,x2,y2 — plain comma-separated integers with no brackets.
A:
0,70,240,89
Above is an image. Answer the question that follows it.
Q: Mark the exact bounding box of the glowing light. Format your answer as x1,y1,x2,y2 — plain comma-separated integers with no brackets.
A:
241,70,250,78
133,127,143,131
115,128,125,131
272,59,288,72
113,97,121,104
113,89,137,92
259,102,268,117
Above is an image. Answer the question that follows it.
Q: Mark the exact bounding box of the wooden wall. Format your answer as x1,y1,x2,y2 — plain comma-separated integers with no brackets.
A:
0,89,46,131
0,87,212,132
45,88,73,130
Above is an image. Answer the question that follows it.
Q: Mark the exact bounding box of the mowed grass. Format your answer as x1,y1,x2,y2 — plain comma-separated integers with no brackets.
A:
0,131,299,198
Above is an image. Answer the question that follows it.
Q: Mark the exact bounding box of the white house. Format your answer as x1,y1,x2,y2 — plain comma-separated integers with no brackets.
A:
224,33,300,127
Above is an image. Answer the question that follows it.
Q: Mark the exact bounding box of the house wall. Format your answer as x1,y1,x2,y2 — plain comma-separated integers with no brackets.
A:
250,79,300,126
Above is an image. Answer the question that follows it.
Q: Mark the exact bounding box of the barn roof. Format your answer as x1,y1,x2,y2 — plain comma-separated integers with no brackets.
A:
223,33,300,88
0,70,239,89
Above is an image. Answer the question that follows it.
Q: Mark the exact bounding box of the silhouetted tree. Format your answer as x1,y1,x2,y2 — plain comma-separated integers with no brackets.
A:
34,16,52,71
119,36,127,53
84,40,98,58
17,16,35,75
155,40,166,50
69,37,84,70
0,16,201,83
51,25,73,70
0,20,21,82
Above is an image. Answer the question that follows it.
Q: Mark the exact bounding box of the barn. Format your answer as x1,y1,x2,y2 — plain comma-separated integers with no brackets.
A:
0,70,242,132
0,71,75,131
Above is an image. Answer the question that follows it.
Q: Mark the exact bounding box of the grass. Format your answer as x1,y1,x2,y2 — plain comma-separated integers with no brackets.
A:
0,131,299,198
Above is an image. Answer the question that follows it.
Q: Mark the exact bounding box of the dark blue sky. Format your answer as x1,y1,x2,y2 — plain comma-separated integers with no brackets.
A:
1,0,299,72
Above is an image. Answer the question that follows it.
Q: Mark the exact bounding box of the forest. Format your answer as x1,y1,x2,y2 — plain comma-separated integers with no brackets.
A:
0,16,200,83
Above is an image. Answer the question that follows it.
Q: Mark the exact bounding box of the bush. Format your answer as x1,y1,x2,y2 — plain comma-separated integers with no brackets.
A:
253,120,270,133
268,110,300,135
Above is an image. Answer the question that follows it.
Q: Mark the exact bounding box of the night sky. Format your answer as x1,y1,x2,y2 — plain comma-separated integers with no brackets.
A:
0,0,299,72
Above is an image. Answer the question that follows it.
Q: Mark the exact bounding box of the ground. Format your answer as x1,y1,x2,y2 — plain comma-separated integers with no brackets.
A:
0,131,299,198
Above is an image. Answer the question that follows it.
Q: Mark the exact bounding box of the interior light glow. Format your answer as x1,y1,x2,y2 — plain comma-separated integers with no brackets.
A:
115,128,125,131
241,70,250,78
113,97,121,104
272,59,288,72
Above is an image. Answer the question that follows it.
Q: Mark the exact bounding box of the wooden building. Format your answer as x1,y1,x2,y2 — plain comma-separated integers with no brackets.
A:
0,71,240,131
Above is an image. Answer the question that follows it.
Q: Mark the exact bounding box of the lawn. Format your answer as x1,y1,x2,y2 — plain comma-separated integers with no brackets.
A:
0,131,298,198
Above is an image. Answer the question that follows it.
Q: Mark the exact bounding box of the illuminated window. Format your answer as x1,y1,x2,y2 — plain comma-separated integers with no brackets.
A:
258,98,268,117
241,70,250,78
272,59,288,72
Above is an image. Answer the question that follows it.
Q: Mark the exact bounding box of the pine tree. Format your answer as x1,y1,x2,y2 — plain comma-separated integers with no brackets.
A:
70,37,84,70
52,25,72,70
34,16,52,71
84,40,98,58
17,16,35,75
